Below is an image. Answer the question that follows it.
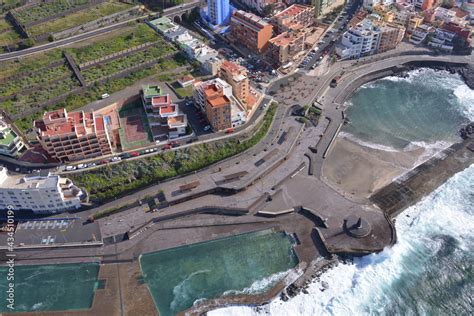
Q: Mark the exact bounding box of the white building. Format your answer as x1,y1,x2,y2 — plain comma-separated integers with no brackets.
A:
0,116,25,157
337,19,381,59
0,167,84,214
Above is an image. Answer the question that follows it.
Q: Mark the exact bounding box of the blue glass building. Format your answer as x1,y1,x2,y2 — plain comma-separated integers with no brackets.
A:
207,0,231,25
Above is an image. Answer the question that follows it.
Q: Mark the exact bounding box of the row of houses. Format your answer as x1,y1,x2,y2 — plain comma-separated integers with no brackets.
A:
229,4,319,67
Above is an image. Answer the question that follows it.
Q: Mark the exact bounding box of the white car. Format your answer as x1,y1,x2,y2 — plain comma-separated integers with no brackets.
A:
65,165,76,171
203,125,211,131
77,164,86,169
101,93,110,99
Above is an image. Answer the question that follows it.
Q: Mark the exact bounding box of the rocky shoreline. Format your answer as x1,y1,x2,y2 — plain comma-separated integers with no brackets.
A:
401,60,474,89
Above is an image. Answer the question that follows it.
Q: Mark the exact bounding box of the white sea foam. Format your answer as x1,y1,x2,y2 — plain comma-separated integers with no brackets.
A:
170,269,211,311
339,131,400,152
209,165,474,316
31,302,44,311
454,84,474,121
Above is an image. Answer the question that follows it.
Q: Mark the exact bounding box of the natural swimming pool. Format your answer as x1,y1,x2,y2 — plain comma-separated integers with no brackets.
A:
140,229,299,316
0,262,99,312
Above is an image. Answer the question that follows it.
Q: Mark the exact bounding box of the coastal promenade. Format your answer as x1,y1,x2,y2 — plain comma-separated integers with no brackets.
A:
5,50,474,315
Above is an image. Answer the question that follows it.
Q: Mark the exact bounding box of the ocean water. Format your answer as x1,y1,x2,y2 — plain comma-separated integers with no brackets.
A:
0,263,99,312
209,68,473,316
343,68,474,152
209,165,474,316
139,230,299,316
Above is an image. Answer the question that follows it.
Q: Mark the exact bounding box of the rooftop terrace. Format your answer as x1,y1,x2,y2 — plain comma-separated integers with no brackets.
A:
0,129,17,146
143,85,163,99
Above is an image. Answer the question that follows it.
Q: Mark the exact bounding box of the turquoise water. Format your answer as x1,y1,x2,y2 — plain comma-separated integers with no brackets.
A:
344,68,474,150
140,229,299,316
0,262,99,312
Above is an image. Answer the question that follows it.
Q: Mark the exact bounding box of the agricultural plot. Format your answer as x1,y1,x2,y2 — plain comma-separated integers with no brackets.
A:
13,0,90,25
66,24,160,63
0,17,21,47
81,45,175,83
27,1,133,37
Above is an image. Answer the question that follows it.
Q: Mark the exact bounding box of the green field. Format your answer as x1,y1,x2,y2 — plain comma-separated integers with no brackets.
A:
28,1,133,36
70,103,277,202
66,24,160,63
13,0,90,25
0,17,21,47
0,23,189,133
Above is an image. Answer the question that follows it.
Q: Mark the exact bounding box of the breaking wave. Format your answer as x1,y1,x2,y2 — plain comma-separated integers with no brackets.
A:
208,165,474,315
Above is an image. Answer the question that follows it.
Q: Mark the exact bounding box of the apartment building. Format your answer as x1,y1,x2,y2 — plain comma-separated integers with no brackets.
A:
230,10,273,53
407,15,424,34
266,31,306,67
337,19,381,59
193,78,246,128
204,84,232,131
35,109,113,162
271,4,314,34
142,85,187,140
219,60,250,108
0,167,84,213
193,78,233,112
378,23,405,52
0,115,25,157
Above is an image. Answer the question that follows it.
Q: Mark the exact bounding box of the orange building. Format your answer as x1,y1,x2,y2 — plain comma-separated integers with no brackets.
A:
35,109,113,162
204,84,232,131
421,0,435,11
219,60,250,108
230,10,274,53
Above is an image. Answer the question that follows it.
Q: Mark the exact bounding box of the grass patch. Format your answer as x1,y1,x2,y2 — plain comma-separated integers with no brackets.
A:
28,1,133,36
70,103,277,202
65,23,159,63
172,82,193,98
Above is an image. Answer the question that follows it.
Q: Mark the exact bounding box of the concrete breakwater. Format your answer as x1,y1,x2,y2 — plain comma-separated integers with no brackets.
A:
370,137,473,218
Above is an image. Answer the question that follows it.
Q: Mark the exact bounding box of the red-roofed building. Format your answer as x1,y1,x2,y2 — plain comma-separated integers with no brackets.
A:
443,22,472,41
266,31,306,67
271,4,314,34
34,109,114,162
141,85,187,139
229,10,274,53
204,84,232,131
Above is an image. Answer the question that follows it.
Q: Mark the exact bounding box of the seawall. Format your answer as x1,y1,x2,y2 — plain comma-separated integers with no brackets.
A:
370,138,473,218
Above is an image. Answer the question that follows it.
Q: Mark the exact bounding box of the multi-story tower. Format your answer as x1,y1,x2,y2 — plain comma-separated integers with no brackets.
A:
219,60,250,108
35,109,113,162
207,0,231,25
230,10,274,53
204,84,232,131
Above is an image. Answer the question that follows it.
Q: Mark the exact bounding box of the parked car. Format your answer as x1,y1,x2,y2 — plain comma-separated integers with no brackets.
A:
65,165,76,171
101,93,110,99
77,164,86,169
203,125,211,131
163,144,172,150
130,151,140,157
225,128,234,134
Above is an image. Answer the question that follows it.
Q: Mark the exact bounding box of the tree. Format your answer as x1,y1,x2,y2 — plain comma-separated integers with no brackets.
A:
261,4,275,17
